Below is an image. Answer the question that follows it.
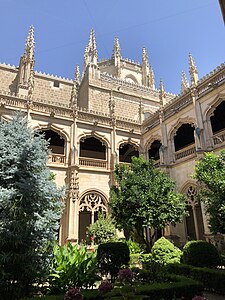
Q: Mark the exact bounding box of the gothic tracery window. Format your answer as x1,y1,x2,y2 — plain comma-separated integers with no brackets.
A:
185,185,204,241
78,191,107,242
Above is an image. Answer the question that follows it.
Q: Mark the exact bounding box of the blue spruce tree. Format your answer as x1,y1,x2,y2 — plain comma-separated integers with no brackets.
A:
0,113,64,299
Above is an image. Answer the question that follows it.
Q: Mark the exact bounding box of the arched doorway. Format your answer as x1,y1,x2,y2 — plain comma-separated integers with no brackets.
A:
78,191,107,242
184,185,205,241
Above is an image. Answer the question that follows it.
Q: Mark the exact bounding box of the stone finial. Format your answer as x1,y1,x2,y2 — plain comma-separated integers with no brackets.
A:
113,37,121,78
142,47,149,65
70,65,80,108
159,79,165,106
189,53,198,86
83,29,98,74
113,37,121,58
75,65,80,83
181,70,189,93
24,25,35,63
87,28,98,64
149,66,155,89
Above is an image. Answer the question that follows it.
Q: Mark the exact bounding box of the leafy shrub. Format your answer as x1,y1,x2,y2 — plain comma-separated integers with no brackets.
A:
182,240,221,268
151,237,182,265
97,242,130,281
64,288,83,300
167,263,225,295
130,253,142,267
125,239,143,254
48,243,99,294
140,253,153,269
87,213,117,245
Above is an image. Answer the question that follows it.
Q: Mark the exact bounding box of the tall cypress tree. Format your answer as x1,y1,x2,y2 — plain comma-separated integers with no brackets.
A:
0,113,64,299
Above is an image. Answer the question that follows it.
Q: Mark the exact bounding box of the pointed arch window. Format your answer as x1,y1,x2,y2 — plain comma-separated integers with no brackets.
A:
210,101,225,145
78,191,107,242
119,143,139,163
184,185,204,241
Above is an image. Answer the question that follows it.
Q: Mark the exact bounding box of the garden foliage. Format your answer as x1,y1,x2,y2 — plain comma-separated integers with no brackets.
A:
0,114,63,299
97,242,130,281
87,213,117,244
110,156,186,251
48,243,99,294
182,240,221,268
194,151,225,233
151,237,182,265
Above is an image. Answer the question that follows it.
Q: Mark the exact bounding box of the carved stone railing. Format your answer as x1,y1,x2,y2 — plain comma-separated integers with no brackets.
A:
213,129,225,145
79,157,107,169
175,144,196,161
48,154,66,165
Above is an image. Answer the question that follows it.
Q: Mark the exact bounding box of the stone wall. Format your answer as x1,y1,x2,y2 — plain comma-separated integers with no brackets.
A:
0,65,18,94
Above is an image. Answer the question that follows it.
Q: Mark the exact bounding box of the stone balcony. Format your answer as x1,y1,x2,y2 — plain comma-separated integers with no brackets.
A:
175,144,196,161
79,157,107,169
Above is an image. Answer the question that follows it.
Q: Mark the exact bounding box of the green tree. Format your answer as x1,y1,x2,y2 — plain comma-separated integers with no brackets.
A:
0,114,63,299
110,156,186,251
87,213,117,245
194,151,225,233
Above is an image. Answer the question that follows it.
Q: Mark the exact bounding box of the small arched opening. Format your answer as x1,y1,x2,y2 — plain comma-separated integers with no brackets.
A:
39,129,66,164
80,136,106,160
174,124,195,152
210,101,225,134
148,140,162,161
119,143,139,163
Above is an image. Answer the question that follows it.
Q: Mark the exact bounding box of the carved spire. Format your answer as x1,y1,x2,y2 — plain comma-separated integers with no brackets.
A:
70,65,80,109
113,37,121,58
189,53,198,86
142,47,149,66
181,71,189,93
159,79,166,106
17,26,35,97
149,66,155,89
142,47,152,87
83,29,98,77
24,25,35,62
87,28,98,64
113,37,121,78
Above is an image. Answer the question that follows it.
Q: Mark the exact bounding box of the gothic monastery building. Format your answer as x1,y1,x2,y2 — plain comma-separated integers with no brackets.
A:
0,27,225,245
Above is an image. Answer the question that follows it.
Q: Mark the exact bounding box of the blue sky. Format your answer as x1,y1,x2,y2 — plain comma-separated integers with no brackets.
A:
0,0,224,94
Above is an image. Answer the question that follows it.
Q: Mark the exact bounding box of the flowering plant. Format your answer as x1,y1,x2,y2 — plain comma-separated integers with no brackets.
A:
118,268,134,283
98,280,113,293
64,288,83,300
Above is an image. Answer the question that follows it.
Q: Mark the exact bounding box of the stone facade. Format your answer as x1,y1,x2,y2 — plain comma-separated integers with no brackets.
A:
0,27,225,246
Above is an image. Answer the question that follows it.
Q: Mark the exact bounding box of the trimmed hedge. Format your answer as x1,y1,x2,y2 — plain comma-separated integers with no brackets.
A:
167,263,225,295
182,240,221,268
105,275,203,300
97,242,130,280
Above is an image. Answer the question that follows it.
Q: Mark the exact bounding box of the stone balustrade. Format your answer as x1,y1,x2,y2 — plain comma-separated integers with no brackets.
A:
175,144,196,161
48,154,66,165
79,157,107,169
213,130,225,145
